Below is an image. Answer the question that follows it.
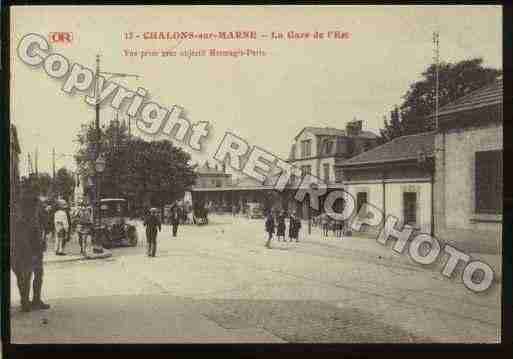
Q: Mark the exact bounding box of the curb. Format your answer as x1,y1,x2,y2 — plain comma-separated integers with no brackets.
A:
44,251,113,264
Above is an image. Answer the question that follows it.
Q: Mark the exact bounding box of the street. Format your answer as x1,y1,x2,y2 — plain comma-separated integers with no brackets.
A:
10,215,501,343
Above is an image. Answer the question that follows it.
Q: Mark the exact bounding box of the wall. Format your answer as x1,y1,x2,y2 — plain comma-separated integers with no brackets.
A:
344,179,432,234
434,122,502,253
318,157,336,183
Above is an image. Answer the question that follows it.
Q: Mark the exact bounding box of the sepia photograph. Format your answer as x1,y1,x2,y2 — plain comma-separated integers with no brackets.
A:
7,5,503,345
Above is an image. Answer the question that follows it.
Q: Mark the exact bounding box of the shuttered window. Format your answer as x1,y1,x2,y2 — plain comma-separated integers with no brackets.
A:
475,150,502,214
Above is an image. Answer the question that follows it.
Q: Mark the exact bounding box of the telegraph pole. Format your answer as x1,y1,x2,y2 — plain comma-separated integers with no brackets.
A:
35,148,38,176
52,147,56,180
433,31,440,130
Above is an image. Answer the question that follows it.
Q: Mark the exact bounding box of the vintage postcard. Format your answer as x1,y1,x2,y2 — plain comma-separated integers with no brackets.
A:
8,5,502,344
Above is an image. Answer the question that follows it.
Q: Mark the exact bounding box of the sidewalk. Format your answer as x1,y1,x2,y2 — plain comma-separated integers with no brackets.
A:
300,224,502,282
10,294,286,343
44,234,112,264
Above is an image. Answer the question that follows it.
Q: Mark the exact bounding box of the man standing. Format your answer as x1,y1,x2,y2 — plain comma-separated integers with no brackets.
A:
144,208,161,257
264,211,275,249
54,199,69,255
76,202,93,255
170,206,180,238
288,212,302,243
11,191,35,312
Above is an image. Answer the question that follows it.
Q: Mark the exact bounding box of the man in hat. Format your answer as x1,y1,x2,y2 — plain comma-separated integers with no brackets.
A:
144,208,162,257
76,201,93,255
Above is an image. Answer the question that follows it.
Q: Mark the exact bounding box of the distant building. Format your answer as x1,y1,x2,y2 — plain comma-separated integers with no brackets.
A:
288,120,379,184
193,161,232,189
431,78,502,253
339,131,435,235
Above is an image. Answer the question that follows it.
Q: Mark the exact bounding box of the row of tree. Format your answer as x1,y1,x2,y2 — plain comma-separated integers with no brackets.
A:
379,58,501,143
20,168,76,203
74,118,197,211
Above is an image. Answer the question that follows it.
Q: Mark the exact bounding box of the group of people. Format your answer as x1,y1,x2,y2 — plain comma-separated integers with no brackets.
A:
315,212,347,239
264,210,302,248
143,205,181,257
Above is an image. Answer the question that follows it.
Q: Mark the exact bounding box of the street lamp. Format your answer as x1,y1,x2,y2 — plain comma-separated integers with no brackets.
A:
91,54,139,251
92,154,106,253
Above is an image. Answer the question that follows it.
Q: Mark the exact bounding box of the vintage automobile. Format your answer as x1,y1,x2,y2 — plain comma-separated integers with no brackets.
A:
245,202,264,219
95,198,138,248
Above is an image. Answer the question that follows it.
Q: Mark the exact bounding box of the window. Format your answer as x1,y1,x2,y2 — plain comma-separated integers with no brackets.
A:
301,165,311,177
301,140,312,158
215,180,222,187
475,150,502,214
335,168,344,183
403,192,417,225
356,192,367,216
323,164,330,183
290,174,296,185
324,140,334,155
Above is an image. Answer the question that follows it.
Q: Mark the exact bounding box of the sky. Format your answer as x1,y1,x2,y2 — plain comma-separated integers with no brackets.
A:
10,5,502,177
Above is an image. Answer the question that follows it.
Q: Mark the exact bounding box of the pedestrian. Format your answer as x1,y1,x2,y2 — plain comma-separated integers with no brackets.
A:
39,203,52,244
276,210,286,242
289,212,302,243
12,190,51,312
264,211,275,248
321,213,330,238
170,206,180,238
76,202,93,255
54,199,69,255
335,220,343,238
11,192,35,312
144,208,162,257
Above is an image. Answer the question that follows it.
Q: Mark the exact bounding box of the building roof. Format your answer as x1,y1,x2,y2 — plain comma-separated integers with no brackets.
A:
340,131,435,167
428,78,502,119
294,126,378,140
196,161,228,175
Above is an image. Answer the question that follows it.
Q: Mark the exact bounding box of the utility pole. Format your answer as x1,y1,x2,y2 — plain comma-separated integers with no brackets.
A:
52,147,56,180
35,148,38,176
433,31,440,130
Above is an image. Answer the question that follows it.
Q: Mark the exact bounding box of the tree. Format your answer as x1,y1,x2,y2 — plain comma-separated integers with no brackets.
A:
380,58,501,142
379,106,402,143
75,117,196,211
54,167,76,202
121,138,196,210
20,172,53,198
